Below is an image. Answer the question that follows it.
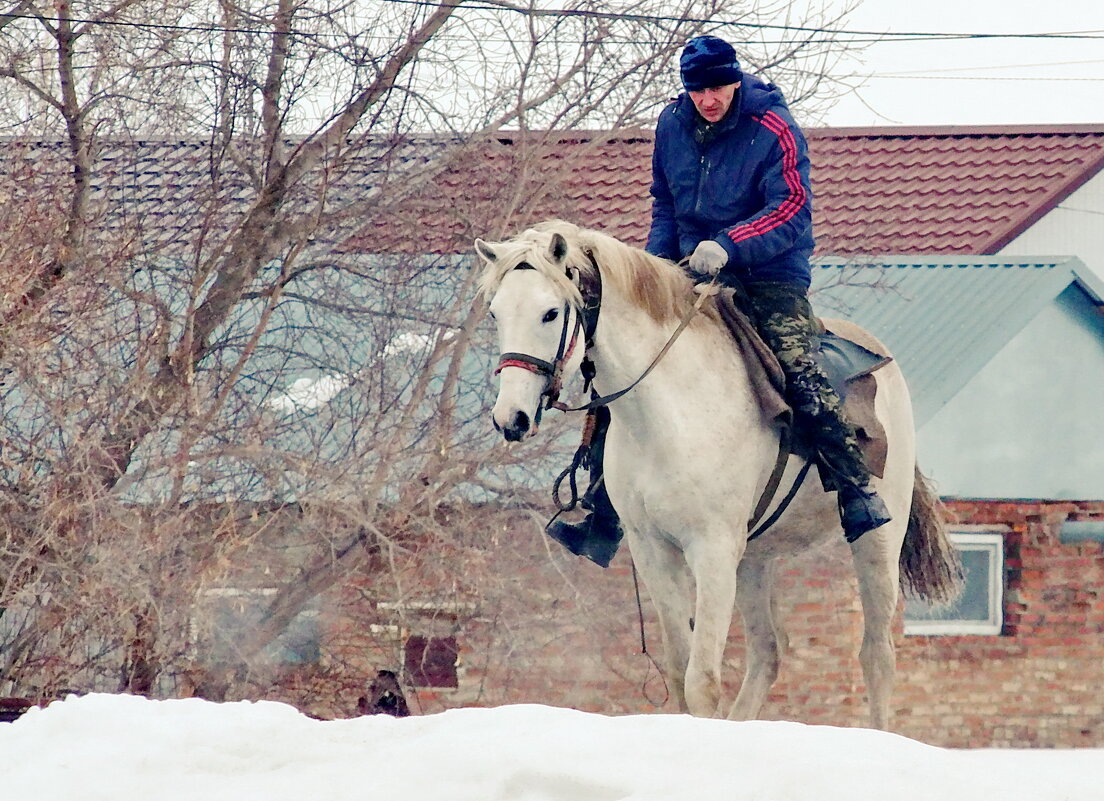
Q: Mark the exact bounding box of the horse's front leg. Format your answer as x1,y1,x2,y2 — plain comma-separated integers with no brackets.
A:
625,530,694,713
684,535,741,718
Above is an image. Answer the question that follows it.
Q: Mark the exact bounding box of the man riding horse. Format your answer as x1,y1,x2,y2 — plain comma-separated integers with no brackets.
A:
548,35,891,567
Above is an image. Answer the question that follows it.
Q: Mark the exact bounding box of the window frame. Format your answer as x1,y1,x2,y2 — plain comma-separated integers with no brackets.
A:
376,601,473,690
903,527,1006,636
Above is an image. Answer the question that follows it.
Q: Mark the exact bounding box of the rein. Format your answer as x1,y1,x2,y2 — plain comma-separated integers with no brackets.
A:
552,268,719,414
559,258,807,542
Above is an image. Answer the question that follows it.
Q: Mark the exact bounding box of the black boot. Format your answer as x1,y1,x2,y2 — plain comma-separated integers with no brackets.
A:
546,407,623,567
838,484,891,543
546,508,623,568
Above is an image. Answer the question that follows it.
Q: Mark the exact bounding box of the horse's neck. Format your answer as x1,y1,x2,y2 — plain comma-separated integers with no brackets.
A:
589,285,755,410
589,289,672,388
590,282,780,498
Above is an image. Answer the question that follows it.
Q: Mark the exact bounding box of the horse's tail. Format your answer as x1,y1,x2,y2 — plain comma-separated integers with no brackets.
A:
899,464,963,604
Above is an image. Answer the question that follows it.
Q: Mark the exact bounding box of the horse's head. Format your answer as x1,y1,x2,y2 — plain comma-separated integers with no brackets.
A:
475,223,592,441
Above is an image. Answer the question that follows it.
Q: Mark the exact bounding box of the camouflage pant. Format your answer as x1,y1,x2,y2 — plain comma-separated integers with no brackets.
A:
744,281,872,493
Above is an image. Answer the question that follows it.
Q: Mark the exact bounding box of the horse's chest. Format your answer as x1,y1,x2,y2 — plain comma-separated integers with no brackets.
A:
604,437,748,531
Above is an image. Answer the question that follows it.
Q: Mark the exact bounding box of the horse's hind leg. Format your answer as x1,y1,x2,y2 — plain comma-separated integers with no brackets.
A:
727,556,784,721
851,526,904,730
626,532,694,713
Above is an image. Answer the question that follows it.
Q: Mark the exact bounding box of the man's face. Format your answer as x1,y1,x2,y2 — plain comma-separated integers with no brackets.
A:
688,82,739,123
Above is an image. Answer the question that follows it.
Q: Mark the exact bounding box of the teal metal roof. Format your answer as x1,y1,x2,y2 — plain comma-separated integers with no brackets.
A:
810,256,1101,426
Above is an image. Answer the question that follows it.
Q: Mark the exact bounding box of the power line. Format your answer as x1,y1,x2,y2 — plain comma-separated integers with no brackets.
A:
875,75,1104,82
377,0,1104,41
2,4,1103,45
2,12,315,39
1056,205,1104,217
884,58,1104,75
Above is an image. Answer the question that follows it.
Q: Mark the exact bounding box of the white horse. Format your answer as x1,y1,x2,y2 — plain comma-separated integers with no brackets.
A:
476,220,959,728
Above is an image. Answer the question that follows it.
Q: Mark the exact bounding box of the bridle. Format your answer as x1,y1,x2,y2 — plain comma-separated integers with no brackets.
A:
493,298,579,427
492,260,602,428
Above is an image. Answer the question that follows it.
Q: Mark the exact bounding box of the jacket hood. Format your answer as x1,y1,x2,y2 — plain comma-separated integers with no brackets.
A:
738,73,787,116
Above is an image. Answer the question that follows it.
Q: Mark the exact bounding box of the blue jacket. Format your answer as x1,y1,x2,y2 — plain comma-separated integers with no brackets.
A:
645,75,815,287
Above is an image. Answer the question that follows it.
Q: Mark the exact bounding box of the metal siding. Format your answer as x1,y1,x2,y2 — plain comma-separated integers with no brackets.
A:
811,257,1088,425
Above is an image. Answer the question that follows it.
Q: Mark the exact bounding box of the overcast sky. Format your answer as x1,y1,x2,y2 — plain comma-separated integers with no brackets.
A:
820,0,1104,127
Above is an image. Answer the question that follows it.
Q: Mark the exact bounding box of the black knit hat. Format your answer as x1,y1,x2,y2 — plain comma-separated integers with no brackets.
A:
680,35,742,91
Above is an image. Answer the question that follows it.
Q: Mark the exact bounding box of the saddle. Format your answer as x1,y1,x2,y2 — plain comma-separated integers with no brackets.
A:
713,288,893,478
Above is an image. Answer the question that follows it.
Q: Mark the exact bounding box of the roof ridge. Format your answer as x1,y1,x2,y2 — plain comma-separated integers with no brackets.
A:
807,123,1104,138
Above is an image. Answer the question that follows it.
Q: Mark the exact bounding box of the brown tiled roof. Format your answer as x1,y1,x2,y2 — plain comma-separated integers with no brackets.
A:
809,124,1104,255
7,125,1102,259
1,140,251,254
350,124,1104,256
0,136,449,257
344,133,657,255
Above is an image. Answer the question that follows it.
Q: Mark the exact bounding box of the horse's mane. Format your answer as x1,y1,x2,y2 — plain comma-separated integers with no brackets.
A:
477,220,703,324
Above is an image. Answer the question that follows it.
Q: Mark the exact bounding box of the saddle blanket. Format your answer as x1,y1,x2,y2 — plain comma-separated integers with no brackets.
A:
713,288,892,478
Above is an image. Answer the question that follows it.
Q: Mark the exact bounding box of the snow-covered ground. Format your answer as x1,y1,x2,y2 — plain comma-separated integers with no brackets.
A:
2,693,1101,800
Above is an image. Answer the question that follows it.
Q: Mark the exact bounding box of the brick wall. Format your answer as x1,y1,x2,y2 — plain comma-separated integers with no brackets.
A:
750,498,1104,746
892,499,1104,747
325,500,1104,748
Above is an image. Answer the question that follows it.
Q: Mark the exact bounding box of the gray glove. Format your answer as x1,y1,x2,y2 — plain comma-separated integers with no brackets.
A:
688,240,728,275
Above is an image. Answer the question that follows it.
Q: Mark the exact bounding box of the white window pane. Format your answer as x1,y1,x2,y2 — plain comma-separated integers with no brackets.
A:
904,531,1003,636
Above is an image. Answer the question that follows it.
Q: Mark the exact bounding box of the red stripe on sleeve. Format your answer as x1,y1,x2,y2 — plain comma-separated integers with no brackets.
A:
725,111,807,247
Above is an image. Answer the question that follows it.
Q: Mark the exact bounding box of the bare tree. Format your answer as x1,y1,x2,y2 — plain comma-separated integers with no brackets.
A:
0,0,866,707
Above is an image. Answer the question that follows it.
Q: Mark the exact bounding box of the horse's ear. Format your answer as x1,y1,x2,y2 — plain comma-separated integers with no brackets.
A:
474,238,497,263
549,233,568,264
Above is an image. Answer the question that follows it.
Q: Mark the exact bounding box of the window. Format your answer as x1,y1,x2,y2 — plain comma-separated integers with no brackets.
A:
404,635,459,688
376,601,469,689
904,530,1005,636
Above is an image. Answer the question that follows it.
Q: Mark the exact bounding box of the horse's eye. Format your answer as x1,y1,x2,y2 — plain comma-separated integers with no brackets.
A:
542,308,559,324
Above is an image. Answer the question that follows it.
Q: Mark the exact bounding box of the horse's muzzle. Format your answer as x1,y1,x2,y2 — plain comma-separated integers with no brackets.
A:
494,409,533,441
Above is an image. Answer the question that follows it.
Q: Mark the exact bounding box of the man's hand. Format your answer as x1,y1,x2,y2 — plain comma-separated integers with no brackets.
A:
688,240,728,275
